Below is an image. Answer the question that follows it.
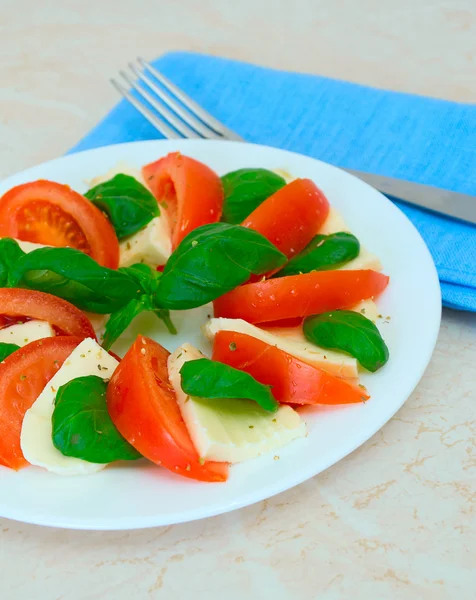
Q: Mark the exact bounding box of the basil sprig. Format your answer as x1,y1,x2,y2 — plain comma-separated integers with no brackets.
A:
303,311,389,372
274,232,360,277
221,168,286,224
118,262,161,296
180,358,279,412
156,223,286,310
102,264,176,350
0,238,25,286
85,174,159,239
0,342,21,362
8,247,139,313
52,375,141,463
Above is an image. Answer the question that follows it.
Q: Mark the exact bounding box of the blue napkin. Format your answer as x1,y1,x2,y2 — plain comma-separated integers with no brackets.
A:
71,52,476,312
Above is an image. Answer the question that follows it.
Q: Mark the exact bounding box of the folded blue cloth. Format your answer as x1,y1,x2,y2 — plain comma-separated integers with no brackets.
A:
71,52,476,312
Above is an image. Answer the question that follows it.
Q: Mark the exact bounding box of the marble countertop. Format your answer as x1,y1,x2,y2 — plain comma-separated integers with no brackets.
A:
1,1,475,598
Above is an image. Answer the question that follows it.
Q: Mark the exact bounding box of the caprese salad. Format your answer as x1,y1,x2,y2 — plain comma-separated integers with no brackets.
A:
0,152,389,482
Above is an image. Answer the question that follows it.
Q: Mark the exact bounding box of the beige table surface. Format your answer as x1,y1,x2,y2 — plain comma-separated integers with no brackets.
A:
1,1,475,598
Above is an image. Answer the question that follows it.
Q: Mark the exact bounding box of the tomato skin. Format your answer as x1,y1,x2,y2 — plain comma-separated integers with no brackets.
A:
143,152,224,249
106,336,228,482
0,289,96,339
213,270,389,324
213,331,368,405
0,336,83,470
242,178,330,258
0,180,119,268
261,317,303,328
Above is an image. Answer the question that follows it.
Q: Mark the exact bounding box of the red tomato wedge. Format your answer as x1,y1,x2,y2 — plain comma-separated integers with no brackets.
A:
143,152,224,249
0,180,120,268
214,270,389,324
213,331,368,405
107,336,228,483
242,178,329,258
0,336,83,470
0,289,96,339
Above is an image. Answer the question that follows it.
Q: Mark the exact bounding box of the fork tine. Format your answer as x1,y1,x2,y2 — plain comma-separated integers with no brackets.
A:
111,78,181,140
138,57,243,141
132,62,222,140
121,68,200,139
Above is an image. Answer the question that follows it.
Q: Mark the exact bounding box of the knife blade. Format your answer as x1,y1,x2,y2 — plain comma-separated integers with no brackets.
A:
345,169,476,226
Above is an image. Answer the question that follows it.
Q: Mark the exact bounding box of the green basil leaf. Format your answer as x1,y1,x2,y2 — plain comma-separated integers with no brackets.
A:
273,232,360,277
0,342,21,362
155,223,286,310
103,263,175,348
180,358,279,412
52,375,141,463
118,263,161,296
0,238,25,286
221,169,286,224
8,247,140,313
303,311,389,372
85,174,159,239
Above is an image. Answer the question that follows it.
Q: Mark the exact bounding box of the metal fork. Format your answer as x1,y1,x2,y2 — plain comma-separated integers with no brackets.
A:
112,58,476,226
111,57,242,142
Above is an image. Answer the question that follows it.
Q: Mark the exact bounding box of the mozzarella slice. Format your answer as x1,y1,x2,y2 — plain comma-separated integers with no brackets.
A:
20,337,119,476
86,162,148,188
318,207,383,271
318,207,348,235
340,248,382,272
119,216,172,268
0,320,54,346
273,169,293,182
168,344,306,464
203,318,359,379
86,163,173,269
351,299,379,323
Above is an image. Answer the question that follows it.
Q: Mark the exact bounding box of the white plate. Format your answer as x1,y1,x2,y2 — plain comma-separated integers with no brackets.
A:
0,140,441,530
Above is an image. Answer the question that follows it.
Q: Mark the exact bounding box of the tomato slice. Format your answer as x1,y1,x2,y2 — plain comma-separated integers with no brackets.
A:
242,178,329,258
213,270,389,324
0,336,83,470
107,336,228,482
0,288,96,339
213,331,368,405
0,180,119,268
143,152,224,249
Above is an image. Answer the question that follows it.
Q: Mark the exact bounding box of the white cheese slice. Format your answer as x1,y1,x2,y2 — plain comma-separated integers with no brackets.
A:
318,207,348,235
318,207,382,271
86,162,148,188
168,344,306,464
20,337,119,476
273,169,294,183
340,248,382,272
351,299,379,323
203,318,359,379
119,216,172,268
0,320,55,346
86,163,173,269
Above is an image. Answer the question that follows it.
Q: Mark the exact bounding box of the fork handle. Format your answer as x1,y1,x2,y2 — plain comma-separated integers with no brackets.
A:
345,169,476,226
